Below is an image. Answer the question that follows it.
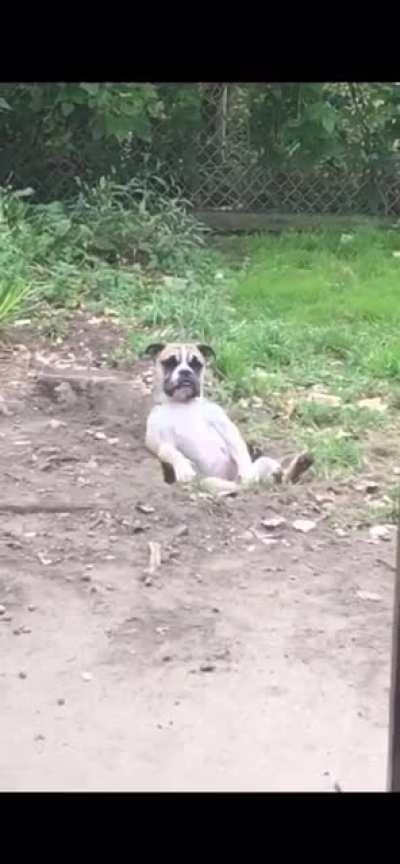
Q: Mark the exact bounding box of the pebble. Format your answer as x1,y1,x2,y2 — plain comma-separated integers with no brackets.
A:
261,517,286,530
356,590,382,602
136,503,155,514
48,419,66,430
369,525,392,542
0,605,6,615
292,519,317,533
18,671,27,679
57,698,66,706
174,524,189,538
27,605,37,612
200,663,216,673
81,672,93,682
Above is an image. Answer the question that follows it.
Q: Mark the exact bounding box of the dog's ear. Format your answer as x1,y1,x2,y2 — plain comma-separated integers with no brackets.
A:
197,344,215,360
143,343,165,359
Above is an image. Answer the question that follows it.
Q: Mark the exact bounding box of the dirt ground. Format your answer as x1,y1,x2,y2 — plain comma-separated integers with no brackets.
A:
0,312,395,792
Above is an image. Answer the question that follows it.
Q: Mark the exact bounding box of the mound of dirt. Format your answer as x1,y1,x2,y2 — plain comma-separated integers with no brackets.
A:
0,315,394,791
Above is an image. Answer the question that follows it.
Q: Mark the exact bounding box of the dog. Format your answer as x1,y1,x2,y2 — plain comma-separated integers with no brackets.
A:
144,342,313,494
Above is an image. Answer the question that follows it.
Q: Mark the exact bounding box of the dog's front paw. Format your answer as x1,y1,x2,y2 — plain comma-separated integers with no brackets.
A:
174,460,197,484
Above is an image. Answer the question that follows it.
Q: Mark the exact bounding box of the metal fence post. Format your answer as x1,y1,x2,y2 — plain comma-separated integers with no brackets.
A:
388,519,400,791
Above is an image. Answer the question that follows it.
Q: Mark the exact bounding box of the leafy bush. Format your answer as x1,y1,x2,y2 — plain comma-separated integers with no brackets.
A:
0,178,213,318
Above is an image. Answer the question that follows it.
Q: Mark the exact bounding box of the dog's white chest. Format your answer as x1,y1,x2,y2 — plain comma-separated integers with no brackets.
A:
158,400,237,480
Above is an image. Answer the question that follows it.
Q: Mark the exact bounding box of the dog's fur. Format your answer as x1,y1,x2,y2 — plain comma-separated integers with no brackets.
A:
144,342,313,494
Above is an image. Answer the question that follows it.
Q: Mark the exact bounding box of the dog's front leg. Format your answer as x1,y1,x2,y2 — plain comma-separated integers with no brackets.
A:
156,443,197,484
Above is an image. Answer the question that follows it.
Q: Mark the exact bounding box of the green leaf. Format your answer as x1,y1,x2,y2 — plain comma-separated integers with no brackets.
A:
80,83,100,96
61,102,74,117
321,112,336,134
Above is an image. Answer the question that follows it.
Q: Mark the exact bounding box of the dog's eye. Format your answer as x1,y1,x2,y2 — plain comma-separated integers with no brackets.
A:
162,357,178,371
189,357,203,371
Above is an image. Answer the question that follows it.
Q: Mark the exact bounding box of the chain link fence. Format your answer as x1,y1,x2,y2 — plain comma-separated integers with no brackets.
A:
134,85,400,220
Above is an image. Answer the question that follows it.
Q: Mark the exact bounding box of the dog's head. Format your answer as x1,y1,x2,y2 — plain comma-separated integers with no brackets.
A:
144,342,215,402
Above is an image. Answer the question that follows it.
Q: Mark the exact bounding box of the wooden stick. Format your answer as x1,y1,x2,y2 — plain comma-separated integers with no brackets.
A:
0,502,100,514
388,519,400,791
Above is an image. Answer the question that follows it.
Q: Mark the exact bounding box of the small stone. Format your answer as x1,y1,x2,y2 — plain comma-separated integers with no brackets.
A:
356,590,382,602
48,419,66,430
37,553,53,566
369,525,392,542
81,672,93,682
18,671,27,679
200,663,216,673
80,574,91,582
174,524,189,537
57,698,65,706
365,482,379,494
27,605,36,612
0,605,6,615
107,437,119,445
136,503,155,514
261,517,286,530
292,519,317,533
94,431,107,440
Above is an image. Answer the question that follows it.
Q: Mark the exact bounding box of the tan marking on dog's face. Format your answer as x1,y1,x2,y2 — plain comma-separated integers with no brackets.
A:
155,343,207,402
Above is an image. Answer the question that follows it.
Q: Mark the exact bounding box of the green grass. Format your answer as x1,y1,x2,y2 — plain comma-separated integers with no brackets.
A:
126,225,400,477
2,181,400,480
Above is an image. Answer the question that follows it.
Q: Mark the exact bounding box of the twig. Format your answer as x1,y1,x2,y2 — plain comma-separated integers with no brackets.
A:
0,501,100,514
147,541,162,574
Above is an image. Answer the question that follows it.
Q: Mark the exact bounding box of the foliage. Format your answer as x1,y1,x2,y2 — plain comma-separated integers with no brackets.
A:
0,84,166,198
2,83,400,200
0,178,211,317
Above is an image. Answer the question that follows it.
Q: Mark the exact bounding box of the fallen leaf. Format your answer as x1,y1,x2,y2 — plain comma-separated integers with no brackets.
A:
357,397,387,413
307,392,341,407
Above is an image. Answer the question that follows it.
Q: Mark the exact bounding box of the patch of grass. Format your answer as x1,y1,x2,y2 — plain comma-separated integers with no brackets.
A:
297,430,363,478
3,179,400,479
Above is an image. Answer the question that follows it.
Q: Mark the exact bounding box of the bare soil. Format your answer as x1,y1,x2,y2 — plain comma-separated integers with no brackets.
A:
0,312,395,791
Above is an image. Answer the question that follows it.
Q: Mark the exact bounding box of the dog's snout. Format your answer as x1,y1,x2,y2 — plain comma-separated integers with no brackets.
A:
178,367,194,380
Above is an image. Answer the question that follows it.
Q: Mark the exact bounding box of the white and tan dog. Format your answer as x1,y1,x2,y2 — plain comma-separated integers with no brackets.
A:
145,342,313,494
